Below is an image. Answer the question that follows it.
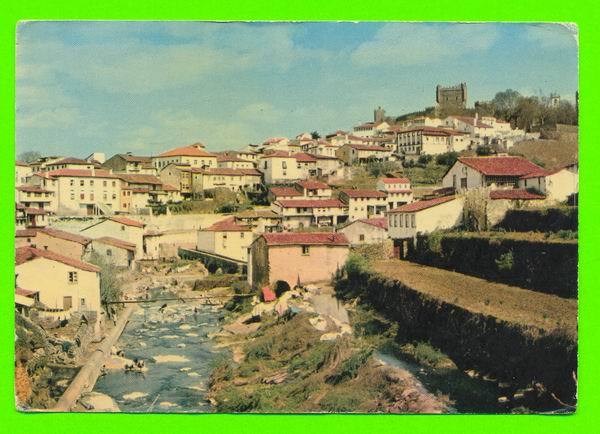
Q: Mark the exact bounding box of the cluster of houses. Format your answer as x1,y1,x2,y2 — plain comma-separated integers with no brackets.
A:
14,107,578,320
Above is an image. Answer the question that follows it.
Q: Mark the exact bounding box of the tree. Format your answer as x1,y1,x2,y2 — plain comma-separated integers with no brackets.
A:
17,151,41,163
435,151,459,167
86,252,123,304
463,188,490,231
491,89,521,121
310,131,321,140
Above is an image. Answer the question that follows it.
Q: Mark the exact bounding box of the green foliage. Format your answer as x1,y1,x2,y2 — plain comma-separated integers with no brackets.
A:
310,131,321,139
326,348,373,385
86,252,123,304
343,253,371,279
435,151,459,167
426,230,444,254
417,154,433,165
365,160,399,178
246,337,275,360
476,145,496,156
410,341,448,367
553,230,578,240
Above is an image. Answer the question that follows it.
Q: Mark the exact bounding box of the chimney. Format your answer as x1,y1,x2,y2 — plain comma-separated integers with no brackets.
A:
474,112,478,125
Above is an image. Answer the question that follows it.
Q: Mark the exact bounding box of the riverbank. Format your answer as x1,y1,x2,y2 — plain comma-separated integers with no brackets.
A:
206,285,448,413
336,259,577,411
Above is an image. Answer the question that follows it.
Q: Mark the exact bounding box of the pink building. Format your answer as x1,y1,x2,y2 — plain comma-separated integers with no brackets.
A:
248,232,350,291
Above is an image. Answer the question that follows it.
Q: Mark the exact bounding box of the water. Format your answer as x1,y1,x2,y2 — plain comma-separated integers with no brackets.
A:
93,293,225,413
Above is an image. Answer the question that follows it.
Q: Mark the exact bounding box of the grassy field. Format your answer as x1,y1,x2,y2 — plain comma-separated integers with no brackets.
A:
372,260,577,339
510,138,578,170
451,230,578,243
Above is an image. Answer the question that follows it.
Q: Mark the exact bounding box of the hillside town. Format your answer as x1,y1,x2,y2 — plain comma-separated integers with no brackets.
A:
15,83,579,414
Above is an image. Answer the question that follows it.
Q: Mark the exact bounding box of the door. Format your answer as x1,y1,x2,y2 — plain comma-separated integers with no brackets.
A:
63,296,73,310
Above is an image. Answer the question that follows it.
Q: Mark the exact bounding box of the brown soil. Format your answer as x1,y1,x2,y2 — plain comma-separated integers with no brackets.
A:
372,260,577,339
510,138,578,170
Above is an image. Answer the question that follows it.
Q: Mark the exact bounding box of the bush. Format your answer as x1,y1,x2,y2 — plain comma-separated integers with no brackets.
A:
417,154,433,166
495,250,514,272
326,348,373,384
343,253,371,279
435,151,459,167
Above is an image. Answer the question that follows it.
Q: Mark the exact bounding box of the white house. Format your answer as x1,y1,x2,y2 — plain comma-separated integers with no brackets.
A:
271,199,349,228
153,143,218,171
80,216,145,258
442,156,547,191
339,189,388,221
338,218,388,245
16,246,102,318
518,163,578,203
387,195,464,243
258,151,301,184
196,217,253,262
87,237,136,268
377,178,413,209
395,127,468,156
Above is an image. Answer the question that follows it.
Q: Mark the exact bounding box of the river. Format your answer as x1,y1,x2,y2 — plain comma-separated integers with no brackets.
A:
93,290,225,413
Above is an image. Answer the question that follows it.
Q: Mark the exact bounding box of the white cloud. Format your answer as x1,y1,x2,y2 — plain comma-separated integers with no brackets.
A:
524,23,578,50
351,23,499,67
18,107,80,129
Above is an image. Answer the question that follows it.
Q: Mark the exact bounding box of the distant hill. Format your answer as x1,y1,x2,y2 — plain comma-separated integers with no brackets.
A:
510,127,578,170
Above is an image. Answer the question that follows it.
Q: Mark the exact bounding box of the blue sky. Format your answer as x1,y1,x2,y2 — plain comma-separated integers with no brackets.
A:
16,22,578,158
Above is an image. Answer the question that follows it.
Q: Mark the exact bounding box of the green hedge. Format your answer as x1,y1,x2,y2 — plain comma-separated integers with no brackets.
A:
411,234,578,298
495,207,578,232
335,272,577,406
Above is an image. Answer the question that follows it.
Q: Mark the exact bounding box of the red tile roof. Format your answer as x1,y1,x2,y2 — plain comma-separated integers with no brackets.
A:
261,232,349,246
340,189,387,199
346,144,389,152
16,160,29,167
261,151,292,158
16,246,101,273
276,199,346,208
24,207,49,215
16,286,39,297
269,187,303,197
38,227,91,245
520,168,550,179
205,217,251,232
381,177,410,184
44,168,116,178
51,157,92,165
158,144,215,158
388,195,456,213
161,183,179,192
117,174,162,185
296,180,330,190
118,154,152,163
16,185,53,193
452,116,493,128
93,236,137,251
458,157,544,177
217,155,248,163
489,189,546,200
397,127,465,136
16,229,37,238
357,217,388,230
293,153,317,163
196,168,249,176
108,216,145,228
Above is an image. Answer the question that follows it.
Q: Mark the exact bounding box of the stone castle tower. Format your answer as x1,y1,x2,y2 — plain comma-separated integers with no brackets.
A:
374,106,386,123
436,83,467,113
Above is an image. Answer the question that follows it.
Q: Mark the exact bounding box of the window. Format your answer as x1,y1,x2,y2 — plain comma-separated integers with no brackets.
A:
90,180,94,186
121,225,125,231
405,214,410,227
70,179,74,186
282,161,287,169
461,178,467,189
112,193,117,199
302,245,310,255
80,193,85,200
68,271,78,284
112,181,116,187
80,180,84,186
106,249,112,256
103,180,107,187
80,298,86,307
240,232,245,238
411,214,416,228
359,234,365,241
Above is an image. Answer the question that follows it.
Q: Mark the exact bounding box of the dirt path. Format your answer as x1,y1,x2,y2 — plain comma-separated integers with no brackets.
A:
372,260,577,339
